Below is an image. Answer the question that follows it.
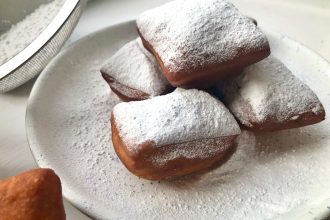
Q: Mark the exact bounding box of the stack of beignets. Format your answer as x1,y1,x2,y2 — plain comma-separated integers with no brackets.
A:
101,0,325,180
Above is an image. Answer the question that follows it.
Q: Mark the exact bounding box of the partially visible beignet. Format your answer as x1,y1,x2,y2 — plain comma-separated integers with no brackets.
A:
216,56,325,131
136,0,270,88
101,38,172,101
0,168,65,220
111,88,241,180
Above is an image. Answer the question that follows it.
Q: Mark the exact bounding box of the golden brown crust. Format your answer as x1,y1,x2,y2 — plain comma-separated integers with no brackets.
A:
137,27,270,89
0,168,66,220
111,113,238,180
213,85,325,131
101,72,150,101
101,71,174,102
245,109,325,131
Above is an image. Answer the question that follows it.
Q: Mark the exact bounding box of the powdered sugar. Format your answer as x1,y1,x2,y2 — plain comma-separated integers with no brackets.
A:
150,137,234,166
0,0,64,65
26,21,330,220
113,88,240,153
218,56,324,125
137,0,268,73
101,38,170,96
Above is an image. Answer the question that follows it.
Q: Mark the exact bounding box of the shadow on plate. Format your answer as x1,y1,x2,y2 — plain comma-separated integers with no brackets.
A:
254,124,326,162
161,124,326,190
4,77,36,97
162,141,240,189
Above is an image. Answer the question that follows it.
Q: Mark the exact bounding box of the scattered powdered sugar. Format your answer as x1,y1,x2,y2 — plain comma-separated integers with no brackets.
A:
219,56,324,124
136,0,269,73
113,88,240,153
29,21,330,220
101,38,170,96
0,0,64,65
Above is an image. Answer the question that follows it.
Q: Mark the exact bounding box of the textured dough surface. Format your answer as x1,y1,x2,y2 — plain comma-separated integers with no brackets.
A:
0,168,66,220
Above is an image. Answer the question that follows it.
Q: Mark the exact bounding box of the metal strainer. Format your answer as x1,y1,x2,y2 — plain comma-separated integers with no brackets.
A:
0,0,87,92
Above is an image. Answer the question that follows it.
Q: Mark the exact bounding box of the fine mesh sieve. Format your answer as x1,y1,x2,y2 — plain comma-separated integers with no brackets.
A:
0,0,87,93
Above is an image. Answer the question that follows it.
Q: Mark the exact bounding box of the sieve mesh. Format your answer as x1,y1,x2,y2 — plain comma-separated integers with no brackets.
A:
0,1,85,93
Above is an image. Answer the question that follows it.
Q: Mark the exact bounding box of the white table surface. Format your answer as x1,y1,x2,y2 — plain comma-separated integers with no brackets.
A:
0,0,329,219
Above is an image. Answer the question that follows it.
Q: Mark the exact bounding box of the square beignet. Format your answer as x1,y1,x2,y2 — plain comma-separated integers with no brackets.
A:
136,0,270,88
0,168,65,220
101,38,172,101
216,57,325,131
111,88,241,180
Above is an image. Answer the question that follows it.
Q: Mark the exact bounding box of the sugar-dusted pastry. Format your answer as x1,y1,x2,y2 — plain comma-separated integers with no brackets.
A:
216,56,325,131
0,168,65,220
136,0,270,88
101,38,172,101
111,88,241,180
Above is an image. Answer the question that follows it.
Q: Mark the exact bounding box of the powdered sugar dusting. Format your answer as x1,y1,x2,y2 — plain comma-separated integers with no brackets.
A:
0,0,64,65
137,0,268,73
113,88,240,153
150,137,234,166
101,38,170,96
219,56,324,125
27,21,330,220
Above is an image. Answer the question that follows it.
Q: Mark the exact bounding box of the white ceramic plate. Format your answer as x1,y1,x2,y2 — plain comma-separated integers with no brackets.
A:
26,21,330,220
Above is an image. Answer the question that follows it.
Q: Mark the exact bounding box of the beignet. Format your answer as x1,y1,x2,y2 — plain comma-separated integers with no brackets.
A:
0,168,65,220
111,88,241,180
136,0,270,88
101,38,172,101
216,57,325,131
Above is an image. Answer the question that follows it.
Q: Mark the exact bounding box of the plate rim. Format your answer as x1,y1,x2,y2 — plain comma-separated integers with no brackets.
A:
25,20,330,219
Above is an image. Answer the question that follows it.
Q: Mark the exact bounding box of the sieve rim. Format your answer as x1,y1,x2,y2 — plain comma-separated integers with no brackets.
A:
0,0,81,80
